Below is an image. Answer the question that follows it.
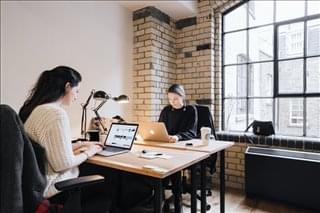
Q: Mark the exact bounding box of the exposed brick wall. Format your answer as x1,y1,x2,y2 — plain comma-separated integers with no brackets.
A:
174,0,242,127
176,0,213,109
209,0,247,190
175,0,246,190
213,143,247,190
132,7,177,122
211,0,242,130
132,0,248,190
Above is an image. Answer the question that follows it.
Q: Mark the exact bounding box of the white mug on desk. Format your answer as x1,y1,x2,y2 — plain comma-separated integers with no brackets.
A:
200,127,211,145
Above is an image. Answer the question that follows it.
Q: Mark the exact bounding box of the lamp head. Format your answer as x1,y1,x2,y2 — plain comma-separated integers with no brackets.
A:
93,90,110,101
113,94,129,103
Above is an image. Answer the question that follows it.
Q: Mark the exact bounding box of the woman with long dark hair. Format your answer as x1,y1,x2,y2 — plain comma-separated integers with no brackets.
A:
19,66,102,199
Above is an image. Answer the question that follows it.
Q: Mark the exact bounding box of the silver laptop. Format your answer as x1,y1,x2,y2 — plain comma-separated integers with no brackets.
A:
138,122,170,142
98,123,138,157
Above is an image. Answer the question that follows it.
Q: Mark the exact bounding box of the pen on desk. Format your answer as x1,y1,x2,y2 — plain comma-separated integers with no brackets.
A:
142,150,163,155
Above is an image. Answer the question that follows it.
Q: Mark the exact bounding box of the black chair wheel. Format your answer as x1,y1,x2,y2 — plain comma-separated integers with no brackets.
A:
206,204,211,211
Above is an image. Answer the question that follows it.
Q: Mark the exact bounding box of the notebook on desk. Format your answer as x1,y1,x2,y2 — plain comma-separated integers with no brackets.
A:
138,122,170,142
98,123,138,157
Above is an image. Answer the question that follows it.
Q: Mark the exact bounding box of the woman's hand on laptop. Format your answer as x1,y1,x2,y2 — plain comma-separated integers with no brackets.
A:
74,142,103,155
168,135,179,143
82,141,103,148
84,144,103,158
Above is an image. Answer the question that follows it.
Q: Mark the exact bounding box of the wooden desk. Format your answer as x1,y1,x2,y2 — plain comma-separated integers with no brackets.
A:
136,139,233,153
87,144,209,213
135,139,234,213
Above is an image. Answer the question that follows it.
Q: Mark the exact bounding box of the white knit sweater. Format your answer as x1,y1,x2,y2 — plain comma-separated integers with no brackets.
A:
24,103,87,197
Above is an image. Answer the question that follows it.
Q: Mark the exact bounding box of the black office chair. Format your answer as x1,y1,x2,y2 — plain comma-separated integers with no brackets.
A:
194,104,217,175
0,104,106,213
181,105,217,211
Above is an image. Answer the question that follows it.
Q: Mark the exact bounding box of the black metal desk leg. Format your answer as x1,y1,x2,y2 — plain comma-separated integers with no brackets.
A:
191,165,197,213
200,160,206,213
173,171,182,213
154,178,163,213
220,150,225,213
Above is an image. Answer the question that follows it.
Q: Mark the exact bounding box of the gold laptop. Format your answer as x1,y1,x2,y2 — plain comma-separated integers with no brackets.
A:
138,122,170,142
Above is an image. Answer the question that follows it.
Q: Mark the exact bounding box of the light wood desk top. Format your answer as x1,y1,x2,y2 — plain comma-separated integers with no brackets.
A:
87,144,209,179
135,139,234,154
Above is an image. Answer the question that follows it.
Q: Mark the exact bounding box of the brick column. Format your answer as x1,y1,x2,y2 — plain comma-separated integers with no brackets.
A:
132,7,177,122
175,0,241,127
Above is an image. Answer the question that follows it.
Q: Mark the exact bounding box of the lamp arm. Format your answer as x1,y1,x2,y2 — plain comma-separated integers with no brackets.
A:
80,89,95,139
93,109,107,133
94,100,107,112
82,89,95,108
80,107,86,137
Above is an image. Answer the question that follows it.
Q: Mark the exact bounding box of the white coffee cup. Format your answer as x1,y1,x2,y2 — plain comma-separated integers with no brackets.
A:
201,127,211,145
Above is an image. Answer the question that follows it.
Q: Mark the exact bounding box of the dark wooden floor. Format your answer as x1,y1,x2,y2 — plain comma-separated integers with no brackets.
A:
180,188,317,213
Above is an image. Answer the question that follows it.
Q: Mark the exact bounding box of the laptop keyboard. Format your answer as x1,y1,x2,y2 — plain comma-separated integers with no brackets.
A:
104,146,124,152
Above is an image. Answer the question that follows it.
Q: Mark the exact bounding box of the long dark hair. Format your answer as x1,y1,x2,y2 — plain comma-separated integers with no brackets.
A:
19,66,82,123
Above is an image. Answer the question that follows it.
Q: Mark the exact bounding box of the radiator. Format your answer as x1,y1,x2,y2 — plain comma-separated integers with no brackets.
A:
245,146,320,211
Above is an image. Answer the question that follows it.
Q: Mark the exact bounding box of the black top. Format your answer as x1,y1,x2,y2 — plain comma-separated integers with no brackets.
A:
158,105,198,141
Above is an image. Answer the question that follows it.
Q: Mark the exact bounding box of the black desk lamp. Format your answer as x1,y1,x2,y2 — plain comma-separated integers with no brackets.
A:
92,91,129,133
79,90,129,140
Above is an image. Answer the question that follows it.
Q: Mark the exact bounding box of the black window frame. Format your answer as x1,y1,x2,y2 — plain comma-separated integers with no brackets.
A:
222,0,320,137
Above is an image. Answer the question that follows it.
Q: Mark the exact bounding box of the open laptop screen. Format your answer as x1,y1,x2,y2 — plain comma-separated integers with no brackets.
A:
104,123,138,149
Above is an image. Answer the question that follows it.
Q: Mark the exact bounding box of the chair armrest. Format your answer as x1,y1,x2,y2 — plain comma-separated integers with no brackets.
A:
55,175,104,191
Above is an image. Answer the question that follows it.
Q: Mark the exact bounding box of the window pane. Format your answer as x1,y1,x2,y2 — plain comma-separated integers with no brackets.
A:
278,59,303,93
307,98,320,137
224,65,247,98
248,98,273,124
307,19,320,56
276,1,305,22
224,31,247,65
224,3,247,32
249,26,273,62
249,1,274,27
276,98,303,136
307,57,320,93
224,99,247,131
308,1,320,16
249,62,273,97
278,22,304,59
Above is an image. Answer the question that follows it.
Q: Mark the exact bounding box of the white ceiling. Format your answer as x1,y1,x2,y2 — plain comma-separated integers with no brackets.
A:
119,0,198,20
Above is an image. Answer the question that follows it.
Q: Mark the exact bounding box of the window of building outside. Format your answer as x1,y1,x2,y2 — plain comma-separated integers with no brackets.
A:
222,0,320,137
289,99,303,127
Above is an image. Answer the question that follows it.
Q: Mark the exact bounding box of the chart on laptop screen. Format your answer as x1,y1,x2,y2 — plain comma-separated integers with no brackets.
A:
105,124,138,148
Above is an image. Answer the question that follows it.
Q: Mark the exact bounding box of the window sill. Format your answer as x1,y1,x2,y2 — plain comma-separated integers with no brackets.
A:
216,131,320,152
